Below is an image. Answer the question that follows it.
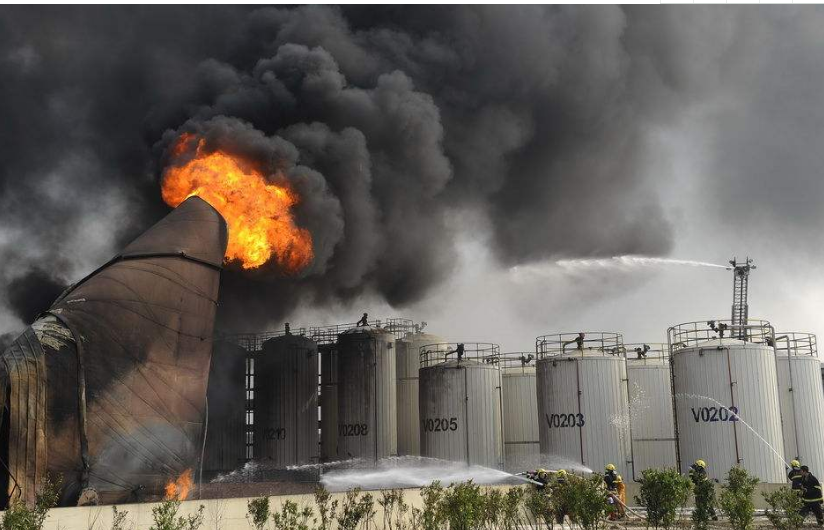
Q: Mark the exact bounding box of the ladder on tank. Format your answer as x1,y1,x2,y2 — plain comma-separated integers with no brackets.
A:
730,257,755,341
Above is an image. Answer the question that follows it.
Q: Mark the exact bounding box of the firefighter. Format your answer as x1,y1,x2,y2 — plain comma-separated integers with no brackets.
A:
553,469,571,524
799,466,824,526
356,313,368,327
563,333,585,352
689,460,718,521
604,464,626,520
523,468,550,491
447,343,466,361
789,460,804,491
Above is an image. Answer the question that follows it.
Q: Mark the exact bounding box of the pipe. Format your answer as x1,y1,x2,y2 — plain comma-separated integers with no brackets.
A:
774,335,801,461
725,347,742,466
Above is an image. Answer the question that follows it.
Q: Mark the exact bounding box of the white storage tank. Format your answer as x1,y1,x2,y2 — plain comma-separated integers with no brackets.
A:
500,352,539,471
625,343,677,479
775,332,824,474
536,332,631,477
336,326,397,462
419,343,504,468
669,320,785,482
396,326,445,456
254,333,319,466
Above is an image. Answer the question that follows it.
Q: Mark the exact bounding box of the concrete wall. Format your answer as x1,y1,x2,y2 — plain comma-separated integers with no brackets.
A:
29,482,792,529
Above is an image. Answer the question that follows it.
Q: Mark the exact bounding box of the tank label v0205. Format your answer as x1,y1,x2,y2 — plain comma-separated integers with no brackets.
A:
422,417,458,432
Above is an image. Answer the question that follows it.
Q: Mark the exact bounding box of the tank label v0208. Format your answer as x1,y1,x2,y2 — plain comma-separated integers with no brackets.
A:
339,423,369,436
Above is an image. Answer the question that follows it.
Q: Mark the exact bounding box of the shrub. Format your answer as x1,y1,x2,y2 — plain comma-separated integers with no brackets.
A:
411,481,444,530
554,474,608,530
719,467,759,530
1,474,61,530
763,487,804,530
499,487,526,530
524,487,554,530
111,506,130,530
335,488,375,530
440,481,486,530
379,489,409,530
149,500,205,530
272,500,314,530
692,476,716,530
635,468,692,529
313,486,338,530
246,497,270,530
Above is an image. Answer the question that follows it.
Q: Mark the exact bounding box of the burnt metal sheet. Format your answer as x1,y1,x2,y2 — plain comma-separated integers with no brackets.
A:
202,340,247,477
0,197,228,506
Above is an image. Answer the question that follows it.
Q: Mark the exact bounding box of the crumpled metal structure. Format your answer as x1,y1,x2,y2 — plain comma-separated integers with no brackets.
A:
0,196,227,506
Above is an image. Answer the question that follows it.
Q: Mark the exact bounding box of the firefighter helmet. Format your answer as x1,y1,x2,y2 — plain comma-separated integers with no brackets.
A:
695,459,706,468
557,469,568,477
605,463,616,471
791,460,801,469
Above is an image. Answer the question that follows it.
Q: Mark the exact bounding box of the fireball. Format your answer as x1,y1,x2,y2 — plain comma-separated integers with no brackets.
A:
161,134,313,273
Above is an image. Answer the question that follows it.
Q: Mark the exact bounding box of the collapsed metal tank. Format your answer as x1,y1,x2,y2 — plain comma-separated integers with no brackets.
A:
536,332,631,476
254,331,319,467
500,352,539,470
396,325,444,456
336,325,397,461
774,332,824,474
669,320,785,482
625,343,677,479
0,196,227,506
202,339,248,477
419,343,504,468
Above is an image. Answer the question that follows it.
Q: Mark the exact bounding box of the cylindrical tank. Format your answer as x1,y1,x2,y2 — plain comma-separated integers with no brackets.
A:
625,343,677,479
775,332,824,473
396,329,445,456
536,332,631,476
500,352,539,471
419,343,504,468
319,343,338,462
670,320,785,482
254,333,319,466
203,340,248,476
336,326,397,462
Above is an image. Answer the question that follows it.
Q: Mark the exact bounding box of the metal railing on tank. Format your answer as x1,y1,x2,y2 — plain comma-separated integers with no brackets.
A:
534,332,624,359
624,343,668,365
499,351,537,371
419,342,500,368
667,319,774,352
215,327,311,352
308,317,415,344
774,332,818,357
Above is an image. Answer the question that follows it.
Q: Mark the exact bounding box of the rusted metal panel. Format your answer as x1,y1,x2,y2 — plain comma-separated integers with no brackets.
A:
0,197,227,506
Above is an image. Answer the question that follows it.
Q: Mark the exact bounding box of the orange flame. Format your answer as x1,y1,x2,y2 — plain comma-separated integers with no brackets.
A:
161,134,314,272
164,469,193,501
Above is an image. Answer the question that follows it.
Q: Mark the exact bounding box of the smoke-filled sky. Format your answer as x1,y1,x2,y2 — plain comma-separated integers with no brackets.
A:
2,6,824,351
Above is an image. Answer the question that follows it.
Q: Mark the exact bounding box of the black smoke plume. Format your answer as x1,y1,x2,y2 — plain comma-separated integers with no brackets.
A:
0,6,694,332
